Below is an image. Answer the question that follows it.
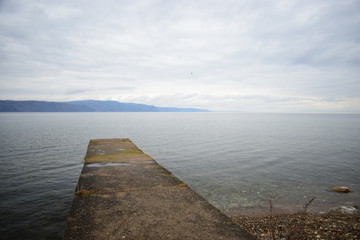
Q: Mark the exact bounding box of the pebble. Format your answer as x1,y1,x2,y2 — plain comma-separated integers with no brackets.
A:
329,206,358,214
330,186,351,193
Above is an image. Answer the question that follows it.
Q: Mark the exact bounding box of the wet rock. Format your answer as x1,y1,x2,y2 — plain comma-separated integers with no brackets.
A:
329,206,358,214
330,186,351,193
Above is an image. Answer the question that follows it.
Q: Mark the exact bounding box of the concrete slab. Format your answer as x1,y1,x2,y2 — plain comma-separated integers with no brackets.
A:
63,139,256,240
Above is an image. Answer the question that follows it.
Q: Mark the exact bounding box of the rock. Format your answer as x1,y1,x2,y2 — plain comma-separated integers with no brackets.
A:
330,186,351,193
329,206,358,214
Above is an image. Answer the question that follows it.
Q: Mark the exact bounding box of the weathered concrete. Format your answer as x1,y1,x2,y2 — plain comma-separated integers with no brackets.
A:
64,138,256,240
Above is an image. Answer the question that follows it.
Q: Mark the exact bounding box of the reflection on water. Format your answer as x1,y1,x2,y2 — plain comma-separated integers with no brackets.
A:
0,112,359,239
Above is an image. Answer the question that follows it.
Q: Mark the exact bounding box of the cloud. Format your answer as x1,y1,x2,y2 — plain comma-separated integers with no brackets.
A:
0,0,359,112
65,86,134,95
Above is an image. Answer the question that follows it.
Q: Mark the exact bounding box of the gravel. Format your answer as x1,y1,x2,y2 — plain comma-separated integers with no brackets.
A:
232,213,360,240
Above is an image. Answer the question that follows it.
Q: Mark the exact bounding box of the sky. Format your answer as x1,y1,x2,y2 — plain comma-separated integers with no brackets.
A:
0,0,359,112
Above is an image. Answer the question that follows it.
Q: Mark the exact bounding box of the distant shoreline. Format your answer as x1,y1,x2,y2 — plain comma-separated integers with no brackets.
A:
0,100,210,112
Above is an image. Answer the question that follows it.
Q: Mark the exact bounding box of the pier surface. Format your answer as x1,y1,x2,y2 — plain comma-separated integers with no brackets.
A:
64,138,255,240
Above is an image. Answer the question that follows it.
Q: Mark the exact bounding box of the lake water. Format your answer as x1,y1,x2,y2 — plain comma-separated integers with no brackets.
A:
0,112,359,239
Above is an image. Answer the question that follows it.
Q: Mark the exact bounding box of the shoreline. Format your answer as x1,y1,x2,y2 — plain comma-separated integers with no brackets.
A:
222,199,360,217
232,212,360,239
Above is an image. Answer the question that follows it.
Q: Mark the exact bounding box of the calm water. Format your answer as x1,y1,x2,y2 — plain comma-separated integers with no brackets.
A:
0,112,359,239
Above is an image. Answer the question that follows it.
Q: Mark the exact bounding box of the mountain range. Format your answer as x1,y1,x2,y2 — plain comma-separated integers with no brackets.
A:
0,100,209,112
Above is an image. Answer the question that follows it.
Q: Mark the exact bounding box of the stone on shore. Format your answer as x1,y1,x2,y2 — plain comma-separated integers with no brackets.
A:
330,186,351,193
329,206,359,214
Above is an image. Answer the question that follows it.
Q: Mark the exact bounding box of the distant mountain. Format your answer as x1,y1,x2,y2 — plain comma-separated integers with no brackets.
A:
0,100,209,112
0,100,93,112
67,100,159,112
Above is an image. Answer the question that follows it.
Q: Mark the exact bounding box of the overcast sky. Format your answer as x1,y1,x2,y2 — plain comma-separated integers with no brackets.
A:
0,0,359,112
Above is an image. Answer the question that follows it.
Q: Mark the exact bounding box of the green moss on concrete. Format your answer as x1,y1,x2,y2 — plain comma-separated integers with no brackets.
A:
75,189,98,196
85,149,152,164
89,138,131,144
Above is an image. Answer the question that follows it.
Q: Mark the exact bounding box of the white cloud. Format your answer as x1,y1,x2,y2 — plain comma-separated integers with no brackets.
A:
0,0,359,112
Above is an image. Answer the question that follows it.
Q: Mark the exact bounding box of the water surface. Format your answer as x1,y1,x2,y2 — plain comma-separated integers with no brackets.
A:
0,112,359,239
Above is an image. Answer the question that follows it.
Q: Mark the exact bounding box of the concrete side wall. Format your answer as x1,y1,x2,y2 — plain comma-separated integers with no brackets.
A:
63,138,255,240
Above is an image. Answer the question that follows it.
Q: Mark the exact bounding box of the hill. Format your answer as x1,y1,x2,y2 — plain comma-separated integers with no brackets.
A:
0,100,209,112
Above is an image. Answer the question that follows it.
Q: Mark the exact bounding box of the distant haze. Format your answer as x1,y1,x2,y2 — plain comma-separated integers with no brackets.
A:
0,0,359,113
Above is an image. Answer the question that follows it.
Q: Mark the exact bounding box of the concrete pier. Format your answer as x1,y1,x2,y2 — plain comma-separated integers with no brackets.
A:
64,138,255,240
